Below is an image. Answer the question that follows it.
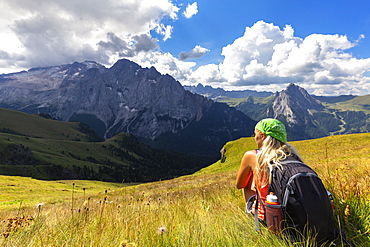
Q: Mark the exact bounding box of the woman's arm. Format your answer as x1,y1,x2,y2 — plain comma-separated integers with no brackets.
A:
236,151,256,201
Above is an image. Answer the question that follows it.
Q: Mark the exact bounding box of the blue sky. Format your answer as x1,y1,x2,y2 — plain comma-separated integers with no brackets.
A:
1,0,370,95
166,0,370,60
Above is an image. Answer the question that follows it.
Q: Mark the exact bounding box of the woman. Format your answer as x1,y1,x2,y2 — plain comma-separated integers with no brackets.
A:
236,118,302,220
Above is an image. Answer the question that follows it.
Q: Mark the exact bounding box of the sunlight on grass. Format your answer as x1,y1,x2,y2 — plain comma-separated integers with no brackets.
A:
0,133,369,246
0,176,124,210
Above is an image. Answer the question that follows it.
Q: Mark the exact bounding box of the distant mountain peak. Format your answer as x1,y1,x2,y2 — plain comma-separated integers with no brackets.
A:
264,83,325,125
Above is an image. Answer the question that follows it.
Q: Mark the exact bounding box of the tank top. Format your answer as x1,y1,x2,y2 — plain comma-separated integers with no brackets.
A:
254,149,268,220
256,184,268,220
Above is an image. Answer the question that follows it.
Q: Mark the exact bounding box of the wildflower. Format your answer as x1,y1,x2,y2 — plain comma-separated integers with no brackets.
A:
344,204,350,216
171,237,178,244
157,226,167,235
36,203,44,213
83,200,89,210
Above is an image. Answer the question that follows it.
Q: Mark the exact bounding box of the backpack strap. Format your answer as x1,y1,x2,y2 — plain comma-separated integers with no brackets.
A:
279,160,304,165
254,189,261,232
253,186,265,233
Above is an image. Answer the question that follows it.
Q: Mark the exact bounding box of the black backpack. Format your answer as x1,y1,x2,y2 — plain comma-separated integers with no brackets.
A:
269,157,336,244
254,156,337,244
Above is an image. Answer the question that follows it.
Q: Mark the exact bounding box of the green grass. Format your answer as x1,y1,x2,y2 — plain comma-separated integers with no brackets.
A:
0,176,125,210
196,137,256,174
0,108,92,141
0,132,119,179
0,133,369,246
327,95,370,114
0,108,209,182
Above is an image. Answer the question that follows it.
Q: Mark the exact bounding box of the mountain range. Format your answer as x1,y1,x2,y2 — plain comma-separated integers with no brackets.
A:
1,58,369,182
0,59,255,157
1,58,369,154
184,83,272,99
191,83,370,141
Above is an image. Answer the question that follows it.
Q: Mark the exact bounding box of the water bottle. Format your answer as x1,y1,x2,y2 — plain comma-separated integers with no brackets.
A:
265,192,283,234
327,191,335,213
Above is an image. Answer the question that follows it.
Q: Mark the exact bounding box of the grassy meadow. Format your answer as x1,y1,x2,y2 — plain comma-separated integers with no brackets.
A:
0,133,369,246
326,95,370,114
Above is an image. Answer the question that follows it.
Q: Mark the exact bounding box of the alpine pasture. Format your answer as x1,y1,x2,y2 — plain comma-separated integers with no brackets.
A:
0,133,369,246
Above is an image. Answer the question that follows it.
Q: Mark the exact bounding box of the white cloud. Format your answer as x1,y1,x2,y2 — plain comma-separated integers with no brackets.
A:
178,45,209,61
0,0,179,71
183,2,198,19
155,24,174,41
127,20,370,96
1,2,370,97
131,51,196,83
184,21,370,95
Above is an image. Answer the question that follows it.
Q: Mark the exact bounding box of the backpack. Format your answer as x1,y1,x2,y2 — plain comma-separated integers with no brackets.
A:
255,156,337,244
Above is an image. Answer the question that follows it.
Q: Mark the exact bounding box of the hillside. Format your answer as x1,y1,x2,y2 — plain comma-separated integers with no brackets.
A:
0,176,123,210
0,108,101,142
197,133,370,179
0,108,214,182
326,94,370,114
0,133,369,246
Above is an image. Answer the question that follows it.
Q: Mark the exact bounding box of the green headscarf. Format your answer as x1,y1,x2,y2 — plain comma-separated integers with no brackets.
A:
255,118,287,143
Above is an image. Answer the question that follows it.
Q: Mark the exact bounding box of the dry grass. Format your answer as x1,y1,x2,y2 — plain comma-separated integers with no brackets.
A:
0,133,369,246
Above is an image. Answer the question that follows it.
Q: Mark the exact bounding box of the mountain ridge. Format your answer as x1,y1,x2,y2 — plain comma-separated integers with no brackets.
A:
0,59,255,156
184,83,272,99
233,83,370,140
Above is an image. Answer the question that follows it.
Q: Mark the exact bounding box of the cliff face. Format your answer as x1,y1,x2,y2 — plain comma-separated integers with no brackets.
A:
268,83,325,126
0,59,255,155
55,59,213,139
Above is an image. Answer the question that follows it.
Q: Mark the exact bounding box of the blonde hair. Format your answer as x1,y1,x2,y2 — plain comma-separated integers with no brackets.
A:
254,135,302,188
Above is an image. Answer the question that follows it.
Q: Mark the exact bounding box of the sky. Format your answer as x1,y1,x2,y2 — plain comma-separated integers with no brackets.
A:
1,0,370,96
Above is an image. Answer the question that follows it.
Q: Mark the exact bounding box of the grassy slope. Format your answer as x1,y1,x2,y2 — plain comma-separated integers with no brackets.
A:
0,131,124,180
0,108,209,182
198,133,370,177
0,176,124,210
327,95,370,114
0,108,90,141
0,133,368,246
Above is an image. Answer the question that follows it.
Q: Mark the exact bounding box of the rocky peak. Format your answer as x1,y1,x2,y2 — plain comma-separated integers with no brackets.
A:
269,83,324,125
282,83,324,111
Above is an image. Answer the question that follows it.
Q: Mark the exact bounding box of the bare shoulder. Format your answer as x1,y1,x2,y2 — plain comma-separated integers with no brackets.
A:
243,150,258,159
245,150,257,155
240,150,257,168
